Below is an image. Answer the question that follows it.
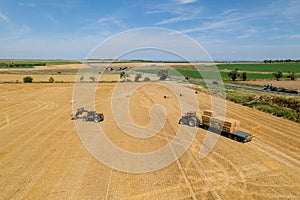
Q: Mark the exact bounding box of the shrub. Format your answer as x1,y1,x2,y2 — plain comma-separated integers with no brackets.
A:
273,71,283,81
228,70,238,81
240,72,247,81
49,77,54,83
23,76,33,83
144,77,150,82
134,73,142,82
287,72,296,80
90,76,96,82
120,71,130,81
157,69,168,80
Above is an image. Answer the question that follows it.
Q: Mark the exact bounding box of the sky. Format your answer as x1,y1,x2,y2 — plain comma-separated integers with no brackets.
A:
0,0,300,61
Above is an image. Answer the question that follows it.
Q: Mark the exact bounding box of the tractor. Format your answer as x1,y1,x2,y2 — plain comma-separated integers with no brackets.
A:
179,111,200,127
71,107,104,123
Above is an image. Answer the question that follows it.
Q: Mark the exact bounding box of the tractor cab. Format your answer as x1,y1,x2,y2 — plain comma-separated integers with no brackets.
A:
186,111,197,117
87,111,96,118
179,111,200,127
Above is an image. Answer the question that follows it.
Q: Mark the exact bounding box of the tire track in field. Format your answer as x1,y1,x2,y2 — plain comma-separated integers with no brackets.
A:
0,92,71,161
121,84,198,199
251,140,300,171
1,112,72,199
0,101,60,130
224,102,300,157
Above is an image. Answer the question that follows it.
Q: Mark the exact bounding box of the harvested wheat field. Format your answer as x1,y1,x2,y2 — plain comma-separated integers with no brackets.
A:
0,81,299,199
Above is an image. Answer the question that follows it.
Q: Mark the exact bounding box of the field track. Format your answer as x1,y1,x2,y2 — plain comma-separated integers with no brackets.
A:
0,82,299,199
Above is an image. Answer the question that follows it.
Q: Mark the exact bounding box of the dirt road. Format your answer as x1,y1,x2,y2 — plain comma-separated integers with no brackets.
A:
0,82,299,199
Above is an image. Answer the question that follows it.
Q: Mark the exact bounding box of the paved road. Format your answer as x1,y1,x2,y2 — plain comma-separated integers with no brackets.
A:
180,78,300,96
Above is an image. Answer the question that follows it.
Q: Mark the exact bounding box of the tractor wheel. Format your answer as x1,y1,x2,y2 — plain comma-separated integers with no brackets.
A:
82,117,87,122
179,119,183,124
94,118,100,123
188,119,195,127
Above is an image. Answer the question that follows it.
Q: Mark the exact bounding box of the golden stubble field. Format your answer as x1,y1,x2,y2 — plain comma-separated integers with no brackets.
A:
0,81,299,199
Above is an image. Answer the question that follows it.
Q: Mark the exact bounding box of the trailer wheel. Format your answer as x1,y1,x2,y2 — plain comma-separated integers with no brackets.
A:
233,136,238,141
228,134,232,139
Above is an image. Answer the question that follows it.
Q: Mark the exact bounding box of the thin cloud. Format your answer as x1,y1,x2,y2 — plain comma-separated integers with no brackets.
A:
96,16,126,28
18,2,37,7
150,2,204,25
175,0,197,4
81,16,126,36
147,2,202,16
47,14,59,25
237,28,257,39
221,9,239,16
97,17,119,25
12,24,31,35
0,10,9,22
181,17,244,33
272,34,300,39
155,15,196,25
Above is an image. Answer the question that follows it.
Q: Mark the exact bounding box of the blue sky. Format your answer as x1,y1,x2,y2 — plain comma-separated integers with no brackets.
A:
0,0,299,60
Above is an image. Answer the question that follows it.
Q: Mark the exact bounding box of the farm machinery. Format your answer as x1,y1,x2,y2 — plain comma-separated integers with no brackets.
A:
71,107,104,123
179,111,200,127
179,110,259,143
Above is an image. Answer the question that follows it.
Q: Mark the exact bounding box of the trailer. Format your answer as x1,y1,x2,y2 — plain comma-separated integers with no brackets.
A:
179,110,258,143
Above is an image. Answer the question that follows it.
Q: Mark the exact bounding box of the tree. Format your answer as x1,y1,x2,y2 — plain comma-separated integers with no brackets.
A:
240,72,247,81
228,70,238,81
157,69,168,80
120,71,130,81
287,72,296,80
273,71,283,81
134,73,142,82
23,76,33,83
80,76,84,82
49,77,54,83
90,76,96,82
120,71,125,79
143,77,150,82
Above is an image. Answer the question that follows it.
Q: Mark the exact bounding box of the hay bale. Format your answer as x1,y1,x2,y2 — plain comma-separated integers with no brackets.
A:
203,110,215,117
210,116,240,133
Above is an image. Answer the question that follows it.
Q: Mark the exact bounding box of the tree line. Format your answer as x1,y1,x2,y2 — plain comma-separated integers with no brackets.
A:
0,63,46,68
263,59,300,63
228,69,297,81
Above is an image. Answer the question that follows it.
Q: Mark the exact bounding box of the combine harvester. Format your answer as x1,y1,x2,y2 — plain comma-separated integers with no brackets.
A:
179,110,259,143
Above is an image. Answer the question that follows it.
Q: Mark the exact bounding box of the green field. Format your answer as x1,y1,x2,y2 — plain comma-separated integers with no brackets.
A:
0,60,81,68
216,63,300,73
135,68,300,81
